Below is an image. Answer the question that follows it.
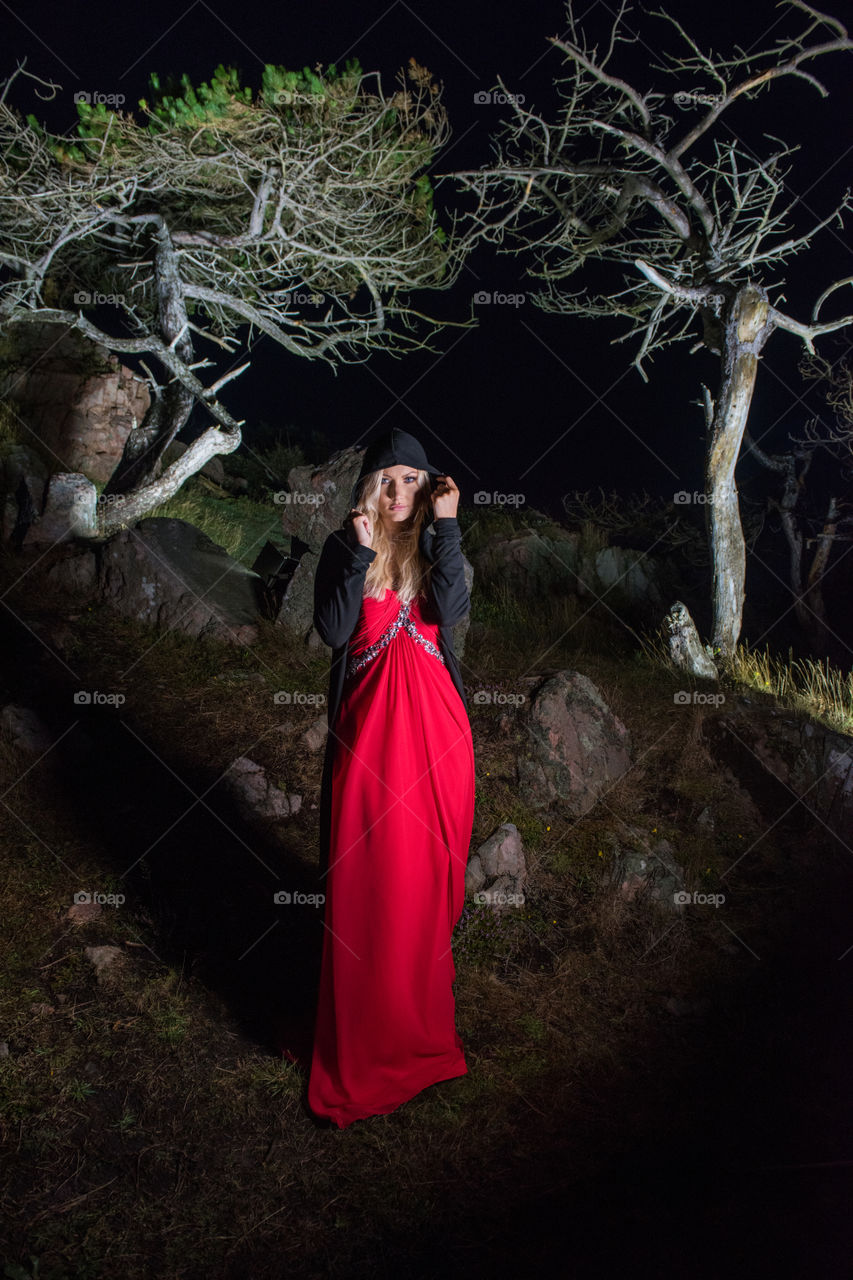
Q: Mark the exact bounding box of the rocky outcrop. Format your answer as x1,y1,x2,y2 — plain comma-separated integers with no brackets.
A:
221,756,302,825
706,706,853,846
0,443,49,547
518,670,633,816
0,322,150,484
1,704,55,754
0,445,98,549
97,517,262,645
607,827,686,910
469,524,668,623
465,821,528,905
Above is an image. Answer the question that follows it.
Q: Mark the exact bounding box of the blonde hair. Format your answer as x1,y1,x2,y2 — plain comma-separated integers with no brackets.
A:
353,468,434,606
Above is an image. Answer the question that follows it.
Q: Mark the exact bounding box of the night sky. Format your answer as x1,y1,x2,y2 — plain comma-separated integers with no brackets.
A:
5,0,853,520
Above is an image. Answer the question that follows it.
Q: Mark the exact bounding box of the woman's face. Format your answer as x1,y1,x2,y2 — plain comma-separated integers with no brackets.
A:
376,464,424,529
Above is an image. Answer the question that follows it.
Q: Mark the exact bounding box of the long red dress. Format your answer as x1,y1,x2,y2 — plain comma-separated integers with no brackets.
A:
307,585,475,1128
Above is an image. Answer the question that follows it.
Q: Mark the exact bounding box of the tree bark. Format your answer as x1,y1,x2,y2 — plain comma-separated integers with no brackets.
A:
97,425,240,536
103,219,195,496
706,284,770,655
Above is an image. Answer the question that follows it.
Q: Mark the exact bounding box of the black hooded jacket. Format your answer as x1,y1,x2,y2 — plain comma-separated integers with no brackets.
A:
313,515,470,880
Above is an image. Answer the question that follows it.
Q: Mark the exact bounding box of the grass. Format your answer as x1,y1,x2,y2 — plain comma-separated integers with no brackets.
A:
146,481,287,568
726,643,853,735
1,504,851,1277
640,621,853,737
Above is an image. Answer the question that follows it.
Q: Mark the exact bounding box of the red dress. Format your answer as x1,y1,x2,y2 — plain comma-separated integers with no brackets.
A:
307,585,475,1128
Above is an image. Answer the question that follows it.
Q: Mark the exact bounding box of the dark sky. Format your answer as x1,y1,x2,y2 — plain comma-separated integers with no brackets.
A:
5,0,853,519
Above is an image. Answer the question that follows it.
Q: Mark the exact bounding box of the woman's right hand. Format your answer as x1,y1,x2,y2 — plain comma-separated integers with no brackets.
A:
348,509,373,547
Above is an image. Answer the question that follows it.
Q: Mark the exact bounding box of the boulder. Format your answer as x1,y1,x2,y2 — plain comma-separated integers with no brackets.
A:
469,526,667,623
281,445,363,547
301,716,329,754
84,944,128,986
608,828,685,909
24,473,98,546
465,822,528,906
0,704,54,754
707,707,853,846
44,544,99,596
98,517,262,645
0,322,150,484
0,443,49,546
518,670,633,816
221,756,302,823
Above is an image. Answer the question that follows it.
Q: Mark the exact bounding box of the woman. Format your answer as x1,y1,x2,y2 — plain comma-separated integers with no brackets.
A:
307,427,475,1128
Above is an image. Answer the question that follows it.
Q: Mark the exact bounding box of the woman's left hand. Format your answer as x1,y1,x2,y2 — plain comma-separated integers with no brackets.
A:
431,474,460,520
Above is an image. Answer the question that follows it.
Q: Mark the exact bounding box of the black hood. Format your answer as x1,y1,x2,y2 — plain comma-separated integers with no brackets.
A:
347,428,442,510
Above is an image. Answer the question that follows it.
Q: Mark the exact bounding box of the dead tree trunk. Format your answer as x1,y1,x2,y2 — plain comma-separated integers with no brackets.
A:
103,219,195,496
744,430,842,650
705,284,771,656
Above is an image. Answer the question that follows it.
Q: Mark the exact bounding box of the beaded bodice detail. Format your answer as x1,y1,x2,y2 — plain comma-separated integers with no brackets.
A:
345,594,446,681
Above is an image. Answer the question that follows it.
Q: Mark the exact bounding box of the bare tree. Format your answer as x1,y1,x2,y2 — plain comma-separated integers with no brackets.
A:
0,59,471,535
451,0,853,656
743,341,853,646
